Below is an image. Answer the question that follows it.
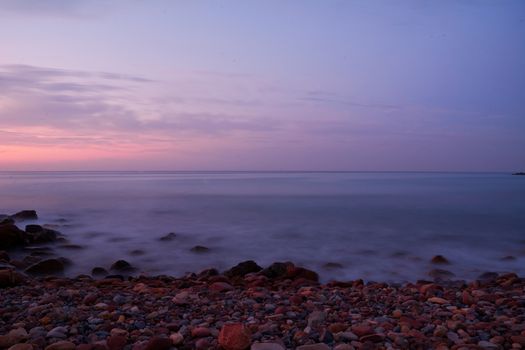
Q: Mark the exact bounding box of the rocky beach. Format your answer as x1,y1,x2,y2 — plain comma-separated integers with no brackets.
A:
2,211,525,350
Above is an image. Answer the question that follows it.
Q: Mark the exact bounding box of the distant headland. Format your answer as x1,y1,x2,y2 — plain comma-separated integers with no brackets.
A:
512,172,525,175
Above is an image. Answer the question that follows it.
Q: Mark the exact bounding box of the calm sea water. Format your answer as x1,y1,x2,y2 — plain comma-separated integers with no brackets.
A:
1,171,524,282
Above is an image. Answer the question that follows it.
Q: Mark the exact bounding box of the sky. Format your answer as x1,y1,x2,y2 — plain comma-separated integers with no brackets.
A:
0,0,524,171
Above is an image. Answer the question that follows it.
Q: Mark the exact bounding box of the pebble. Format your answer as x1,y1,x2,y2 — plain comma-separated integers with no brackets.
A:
218,323,251,350
0,261,523,350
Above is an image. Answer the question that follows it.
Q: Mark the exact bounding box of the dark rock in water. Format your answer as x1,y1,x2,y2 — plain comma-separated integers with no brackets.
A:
0,269,26,288
323,262,343,269
159,232,177,241
25,258,65,275
24,225,60,244
0,251,10,262
428,268,456,280
224,260,262,278
287,266,319,282
197,268,219,278
25,224,43,233
500,255,516,261
129,249,145,256
11,210,38,221
477,271,499,282
431,255,450,265
512,172,525,175
110,259,135,272
0,216,14,225
190,245,210,253
59,244,84,250
261,262,293,279
91,267,108,277
0,223,27,250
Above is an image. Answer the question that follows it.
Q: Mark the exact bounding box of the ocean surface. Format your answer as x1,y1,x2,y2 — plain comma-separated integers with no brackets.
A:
1,171,524,282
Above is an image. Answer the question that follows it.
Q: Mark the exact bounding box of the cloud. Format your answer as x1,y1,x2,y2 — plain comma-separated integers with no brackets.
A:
0,64,276,150
0,0,106,19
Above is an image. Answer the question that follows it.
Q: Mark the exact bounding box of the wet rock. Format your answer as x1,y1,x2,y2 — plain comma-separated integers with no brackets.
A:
129,249,145,256
190,245,210,253
431,255,450,264
287,266,319,282
322,262,343,269
218,323,251,350
24,225,60,244
428,268,455,280
159,232,176,241
58,244,84,250
500,255,516,261
110,260,135,272
25,258,65,276
0,223,27,250
224,260,262,278
261,262,292,279
11,210,38,222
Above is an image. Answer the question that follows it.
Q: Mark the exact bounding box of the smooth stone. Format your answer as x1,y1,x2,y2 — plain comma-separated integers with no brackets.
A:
44,341,76,350
25,259,64,275
218,323,251,350
159,232,176,241
143,336,171,350
110,260,134,272
224,260,262,278
169,333,183,345
431,255,450,264
8,345,34,350
11,210,38,221
190,245,210,253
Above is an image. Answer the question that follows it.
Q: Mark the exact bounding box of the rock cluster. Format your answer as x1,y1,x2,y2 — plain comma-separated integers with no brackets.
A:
1,265,524,349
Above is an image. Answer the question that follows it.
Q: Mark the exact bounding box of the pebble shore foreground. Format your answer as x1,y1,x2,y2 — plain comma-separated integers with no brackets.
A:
1,264,525,350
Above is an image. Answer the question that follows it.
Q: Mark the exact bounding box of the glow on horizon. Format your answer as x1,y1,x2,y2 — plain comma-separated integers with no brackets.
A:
0,1,524,171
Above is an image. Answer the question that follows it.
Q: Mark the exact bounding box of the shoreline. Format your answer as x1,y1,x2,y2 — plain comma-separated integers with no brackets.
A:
1,267,525,350
2,211,525,349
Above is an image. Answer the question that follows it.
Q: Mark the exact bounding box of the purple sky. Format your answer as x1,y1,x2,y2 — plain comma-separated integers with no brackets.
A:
0,0,524,171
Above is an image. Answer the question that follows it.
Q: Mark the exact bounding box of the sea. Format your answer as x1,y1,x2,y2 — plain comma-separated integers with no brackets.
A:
1,171,524,282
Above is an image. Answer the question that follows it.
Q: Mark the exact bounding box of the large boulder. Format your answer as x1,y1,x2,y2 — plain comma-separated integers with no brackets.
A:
261,262,294,279
0,223,27,250
25,224,60,243
110,260,135,273
25,258,65,276
0,269,26,288
11,210,38,222
225,260,262,278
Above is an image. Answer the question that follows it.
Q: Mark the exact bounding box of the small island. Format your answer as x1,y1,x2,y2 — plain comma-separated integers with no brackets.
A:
512,172,525,175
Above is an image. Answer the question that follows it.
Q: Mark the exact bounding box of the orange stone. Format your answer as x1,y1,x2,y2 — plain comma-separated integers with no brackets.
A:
218,323,251,350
